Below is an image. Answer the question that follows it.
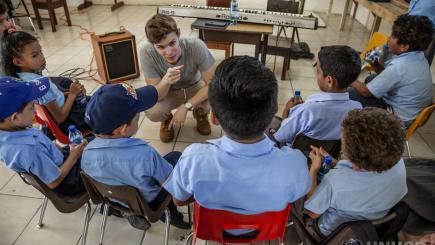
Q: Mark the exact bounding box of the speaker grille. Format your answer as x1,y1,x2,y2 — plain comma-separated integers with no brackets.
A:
102,40,137,81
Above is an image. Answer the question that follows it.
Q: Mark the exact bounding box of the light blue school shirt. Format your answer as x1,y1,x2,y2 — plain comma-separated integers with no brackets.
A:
81,137,173,202
409,0,435,28
17,72,65,107
274,92,362,145
367,51,433,126
0,128,63,184
164,135,311,214
305,159,407,236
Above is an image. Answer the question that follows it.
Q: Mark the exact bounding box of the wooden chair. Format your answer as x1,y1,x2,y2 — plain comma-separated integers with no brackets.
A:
203,0,233,58
405,103,435,158
30,0,72,32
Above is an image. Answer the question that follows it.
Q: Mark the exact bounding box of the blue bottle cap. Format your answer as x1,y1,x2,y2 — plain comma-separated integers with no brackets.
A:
324,156,332,164
68,125,77,132
295,90,301,96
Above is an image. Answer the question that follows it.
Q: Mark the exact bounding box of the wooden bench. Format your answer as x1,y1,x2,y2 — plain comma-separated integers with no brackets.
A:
338,0,408,36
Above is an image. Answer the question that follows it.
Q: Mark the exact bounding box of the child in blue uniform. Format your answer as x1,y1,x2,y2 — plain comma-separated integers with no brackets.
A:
81,83,190,231
0,76,86,194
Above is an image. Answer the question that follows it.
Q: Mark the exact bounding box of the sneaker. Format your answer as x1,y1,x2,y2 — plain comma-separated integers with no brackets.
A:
160,212,191,230
160,114,174,142
193,109,211,135
127,215,151,230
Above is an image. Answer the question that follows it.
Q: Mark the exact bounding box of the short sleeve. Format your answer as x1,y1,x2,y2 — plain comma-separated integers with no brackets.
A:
367,66,401,98
31,149,62,185
304,178,334,215
163,158,193,201
274,105,306,144
193,39,215,72
149,150,173,183
140,45,161,79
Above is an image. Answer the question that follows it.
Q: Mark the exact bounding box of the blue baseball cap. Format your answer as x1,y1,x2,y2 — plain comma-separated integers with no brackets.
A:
85,83,158,134
0,76,50,120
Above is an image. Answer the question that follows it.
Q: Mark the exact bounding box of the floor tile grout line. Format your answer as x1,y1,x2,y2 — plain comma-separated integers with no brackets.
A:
12,203,43,245
417,131,435,155
0,173,15,192
0,193,44,200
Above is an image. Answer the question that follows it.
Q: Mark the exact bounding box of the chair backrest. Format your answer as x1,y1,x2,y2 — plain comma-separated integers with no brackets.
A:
293,201,409,245
292,134,342,159
18,172,89,213
360,32,388,60
206,0,230,7
193,202,291,244
80,172,170,222
34,104,70,144
406,103,435,140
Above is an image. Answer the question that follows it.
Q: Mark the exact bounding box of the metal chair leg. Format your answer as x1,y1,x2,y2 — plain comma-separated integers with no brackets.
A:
80,202,91,245
187,203,192,225
99,204,109,245
406,140,412,158
139,228,147,245
37,197,48,228
163,208,170,245
184,232,193,245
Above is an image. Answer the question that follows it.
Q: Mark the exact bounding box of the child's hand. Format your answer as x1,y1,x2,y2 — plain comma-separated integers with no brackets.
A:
69,140,88,159
162,65,184,85
69,81,84,96
282,97,303,118
309,146,323,172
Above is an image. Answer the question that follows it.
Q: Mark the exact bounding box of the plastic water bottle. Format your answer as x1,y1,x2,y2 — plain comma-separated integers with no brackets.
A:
230,0,239,25
75,93,87,105
68,125,83,147
294,90,302,103
317,156,333,183
364,44,388,64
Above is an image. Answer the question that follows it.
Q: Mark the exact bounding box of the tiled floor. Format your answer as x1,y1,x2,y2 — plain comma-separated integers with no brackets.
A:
1,4,434,245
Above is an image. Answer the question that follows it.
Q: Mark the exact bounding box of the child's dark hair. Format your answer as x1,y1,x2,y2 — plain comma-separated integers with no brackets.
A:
0,101,29,123
341,107,405,172
209,56,278,140
318,45,361,88
2,31,38,77
392,14,434,51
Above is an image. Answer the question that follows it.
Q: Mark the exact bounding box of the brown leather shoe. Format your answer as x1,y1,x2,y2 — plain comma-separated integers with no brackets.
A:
193,109,211,135
160,114,174,142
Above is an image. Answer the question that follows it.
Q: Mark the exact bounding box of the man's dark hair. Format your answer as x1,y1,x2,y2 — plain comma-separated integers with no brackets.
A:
341,107,405,172
392,14,434,51
145,14,178,44
0,1,7,15
318,45,361,88
209,56,278,140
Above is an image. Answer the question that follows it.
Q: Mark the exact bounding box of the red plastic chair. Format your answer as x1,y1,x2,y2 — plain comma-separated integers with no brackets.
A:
185,202,291,245
34,104,91,144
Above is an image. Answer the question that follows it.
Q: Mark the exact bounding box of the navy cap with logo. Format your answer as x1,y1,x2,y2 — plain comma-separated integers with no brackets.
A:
0,76,50,120
85,84,158,134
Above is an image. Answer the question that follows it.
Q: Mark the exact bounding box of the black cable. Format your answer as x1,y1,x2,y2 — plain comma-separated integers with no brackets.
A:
57,67,98,80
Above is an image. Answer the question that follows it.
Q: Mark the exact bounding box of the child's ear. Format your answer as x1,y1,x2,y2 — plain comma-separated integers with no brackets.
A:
210,111,219,126
12,57,23,67
112,123,127,136
399,44,410,52
326,75,336,89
